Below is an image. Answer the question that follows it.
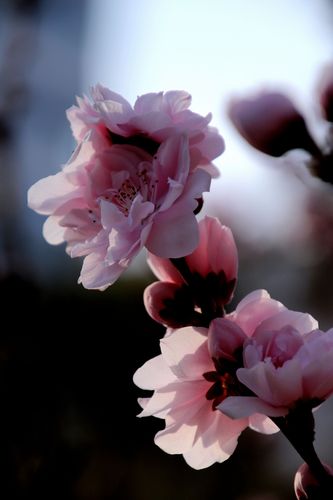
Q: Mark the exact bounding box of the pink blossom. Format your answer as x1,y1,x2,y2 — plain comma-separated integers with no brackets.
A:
28,87,224,290
144,216,238,327
218,301,333,419
134,292,282,470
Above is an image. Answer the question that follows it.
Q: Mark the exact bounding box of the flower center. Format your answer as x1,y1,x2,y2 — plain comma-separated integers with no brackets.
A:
108,163,158,217
204,350,252,411
108,130,160,156
203,371,240,410
111,178,140,216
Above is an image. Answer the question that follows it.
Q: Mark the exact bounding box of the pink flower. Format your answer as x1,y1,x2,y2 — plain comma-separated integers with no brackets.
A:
144,216,238,327
217,301,333,419
133,291,282,470
28,87,224,290
294,463,333,499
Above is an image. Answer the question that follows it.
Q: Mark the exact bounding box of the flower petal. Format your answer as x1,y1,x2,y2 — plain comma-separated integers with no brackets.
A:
248,414,280,434
160,327,211,380
219,396,287,419
133,354,177,390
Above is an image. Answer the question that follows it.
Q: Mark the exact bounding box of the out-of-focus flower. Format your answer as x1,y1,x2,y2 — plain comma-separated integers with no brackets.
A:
28,86,224,290
134,289,286,469
294,463,333,499
228,64,333,185
218,306,333,420
144,216,238,328
229,92,320,159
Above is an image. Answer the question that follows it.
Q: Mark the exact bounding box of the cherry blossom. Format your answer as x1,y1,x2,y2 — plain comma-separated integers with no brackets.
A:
28,87,224,290
134,290,285,469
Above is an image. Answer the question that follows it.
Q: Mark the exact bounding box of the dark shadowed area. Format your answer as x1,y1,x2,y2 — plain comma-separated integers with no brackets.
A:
1,0,333,499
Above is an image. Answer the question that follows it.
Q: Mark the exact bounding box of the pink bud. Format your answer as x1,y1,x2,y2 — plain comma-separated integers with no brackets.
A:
228,92,320,157
294,463,333,499
144,281,196,328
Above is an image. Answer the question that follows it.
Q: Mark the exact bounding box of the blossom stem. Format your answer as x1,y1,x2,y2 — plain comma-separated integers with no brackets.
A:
272,405,333,493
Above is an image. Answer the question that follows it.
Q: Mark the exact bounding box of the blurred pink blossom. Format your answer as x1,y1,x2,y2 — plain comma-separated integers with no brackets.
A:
133,290,283,469
228,64,333,185
28,86,224,289
144,216,238,327
227,65,333,256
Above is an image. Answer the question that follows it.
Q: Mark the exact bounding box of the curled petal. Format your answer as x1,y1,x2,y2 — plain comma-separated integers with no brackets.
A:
144,281,197,328
236,359,303,408
208,318,246,362
229,289,284,337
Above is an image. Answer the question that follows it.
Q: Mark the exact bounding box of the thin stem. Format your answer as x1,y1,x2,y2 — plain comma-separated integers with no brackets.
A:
272,408,333,493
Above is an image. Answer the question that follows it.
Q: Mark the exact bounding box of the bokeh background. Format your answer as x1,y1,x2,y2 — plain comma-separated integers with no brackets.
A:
1,0,333,498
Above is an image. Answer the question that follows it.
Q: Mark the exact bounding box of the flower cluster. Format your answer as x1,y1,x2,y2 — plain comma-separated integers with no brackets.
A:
135,215,333,472
28,85,333,497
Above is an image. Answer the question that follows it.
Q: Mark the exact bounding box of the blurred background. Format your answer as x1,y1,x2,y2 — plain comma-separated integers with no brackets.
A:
1,0,333,498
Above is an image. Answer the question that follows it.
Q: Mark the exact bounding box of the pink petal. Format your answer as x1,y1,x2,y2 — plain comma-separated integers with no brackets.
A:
137,389,178,418
155,134,190,211
186,217,238,279
126,111,172,137
163,91,192,114
78,252,126,290
228,289,284,337
133,354,177,390
183,411,229,469
208,318,246,361
184,409,247,469
146,252,183,283
100,199,126,230
237,359,303,408
146,206,199,258
160,327,211,379
217,414,249,453
144,281,186,327
127,195,155,228
155,419,199,455
164,380,210,423
219,396,287,419
256,310,318,337
134,92,164,114
91,84,133,114
301,349,333,400
27,172,79,215
194,127,225,163
146,168,211,258
248,414,280,434
42,216,66,245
